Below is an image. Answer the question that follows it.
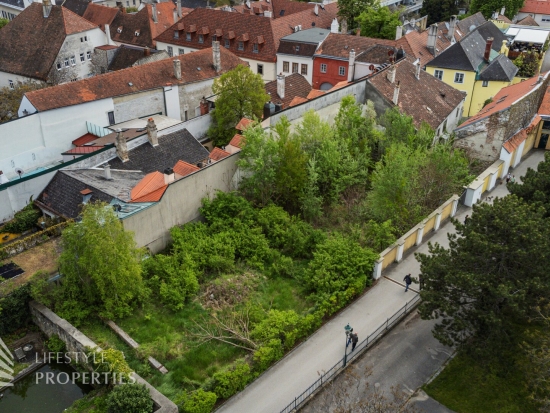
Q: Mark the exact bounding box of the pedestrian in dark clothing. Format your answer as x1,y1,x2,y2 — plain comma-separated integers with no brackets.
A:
350,332,358,351
346,328,353,348
404,274,412,292
506,173,511,184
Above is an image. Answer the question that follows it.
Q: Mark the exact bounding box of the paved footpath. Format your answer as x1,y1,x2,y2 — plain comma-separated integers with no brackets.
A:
216,150,545,413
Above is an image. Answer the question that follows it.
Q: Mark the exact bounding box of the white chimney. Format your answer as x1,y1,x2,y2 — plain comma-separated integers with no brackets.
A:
173,9,178,23
331,18,338,34
147,117,158,146
213,40,221,72
395,25,402,40
392,81,400,105
152,3,157,23
501,6,505,15
43,0,52,18
173,59,182,80
427,23,438,56
314,4,318,15
415,62,421,80
277,73,285,99
264,10,272,17
105,23,113,45
387,64,396,83
115,130,129,162
103,164,112,180
177,0,182,17
348,49,355,82
163,168,175,184
448,15,457,41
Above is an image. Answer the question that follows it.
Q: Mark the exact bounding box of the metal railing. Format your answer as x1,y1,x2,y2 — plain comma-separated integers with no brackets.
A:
279,294,422,413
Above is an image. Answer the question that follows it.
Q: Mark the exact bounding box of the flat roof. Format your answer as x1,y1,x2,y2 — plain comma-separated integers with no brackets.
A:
280,28,331,44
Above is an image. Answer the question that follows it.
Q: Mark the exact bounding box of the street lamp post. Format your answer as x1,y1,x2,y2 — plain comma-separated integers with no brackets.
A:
344,323,352,367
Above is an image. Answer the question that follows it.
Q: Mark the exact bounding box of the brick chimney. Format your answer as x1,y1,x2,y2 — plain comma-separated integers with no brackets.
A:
173,59,182,80
387,64,396,83
277,73,285,99
43,0,52,18
348,49,355,82
427,24,438,56
147,118,158,146
331,18,338,34
177,0,182,17
392,81,400,105
103,164,112,180
115,129,129,162
152,3,157,23
213,40,221,72
448,15,457,41
144,46,150,57
200,97,209,115
484,37,494,62
163,168,175,185
395,25,402,40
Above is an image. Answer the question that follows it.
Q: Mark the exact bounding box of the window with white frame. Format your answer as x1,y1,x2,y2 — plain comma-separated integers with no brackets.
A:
320,63,327,73
64,58,70,67
283,61,289,72
301,64,307,76
339,66,345,76
167,46,173,57
178,48,185,55
434,69,443,80
8,80,14,90
70,56,76,66
454,72,464,83
80,53,85,62
86,51,91,60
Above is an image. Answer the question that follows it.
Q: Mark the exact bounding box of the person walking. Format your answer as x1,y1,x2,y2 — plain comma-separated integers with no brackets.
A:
506,173,511,184
350,331,358,352
403,274,412,292
346,328,353,348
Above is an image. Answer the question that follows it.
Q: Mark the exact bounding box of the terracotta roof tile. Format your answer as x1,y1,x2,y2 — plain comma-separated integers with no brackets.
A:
538,86,550,115
520,0,550,15
458,73,548,129
25,48,245,112
330,80,348,91
173,160,200,177
315,32,396,60
156,4,337,63
72,133,98,146
503,128,528,153
516,15,539,26
289,96,308,106
209,147,231,161
0,4,100,80
62,146,104,154
265,73,311,108
228,133,245,148
307,89,325,99
131,184,168,202
496,14,512,24
82,2,118,31
131,171,166,200
236,117,254,131
368,59,466,129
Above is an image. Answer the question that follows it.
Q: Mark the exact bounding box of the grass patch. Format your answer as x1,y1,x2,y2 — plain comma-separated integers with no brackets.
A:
424,351,539,413
65,387,109,413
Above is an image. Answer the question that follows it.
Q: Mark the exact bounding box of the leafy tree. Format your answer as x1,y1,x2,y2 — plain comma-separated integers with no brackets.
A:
300,157,323,222
337,0,377,30
2,202,40,233
106,383,153,413
180,389,217,413
469,0,525,19
357,5,402,40
0,81,44,123
56,202,146,322
420,0,459,25
416,196,550,353
208,65,269,146
509,151,550,214
514,51,541,78
0,18,8,30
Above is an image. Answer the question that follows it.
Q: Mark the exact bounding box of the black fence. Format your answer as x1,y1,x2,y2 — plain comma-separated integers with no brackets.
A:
279,294,421,413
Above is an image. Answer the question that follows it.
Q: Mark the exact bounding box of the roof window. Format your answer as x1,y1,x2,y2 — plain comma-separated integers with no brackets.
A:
117,26,123,33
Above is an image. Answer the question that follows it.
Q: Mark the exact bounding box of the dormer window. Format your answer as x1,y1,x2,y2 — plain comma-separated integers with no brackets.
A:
253,43,258,53
295,45,300,51
174,30,179,39
198,34,204,43
186,32,191,41
225,39,230,48
135,30,140,36
117,26,123,33
238,41,244,50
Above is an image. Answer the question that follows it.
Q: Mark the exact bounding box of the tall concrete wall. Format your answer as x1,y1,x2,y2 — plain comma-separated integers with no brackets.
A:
113,89,166,124
122,152,239,252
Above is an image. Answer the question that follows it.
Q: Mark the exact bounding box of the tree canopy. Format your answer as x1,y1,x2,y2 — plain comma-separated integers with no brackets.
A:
208,64,269,146
420,0,459,26
356,5,402,40
0,18,8,30
469,0,525,19
509,151,550,215
0,81,44,123
337,0,377,30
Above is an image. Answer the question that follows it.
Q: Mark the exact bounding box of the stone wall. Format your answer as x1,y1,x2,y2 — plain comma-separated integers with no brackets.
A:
29,301,178,413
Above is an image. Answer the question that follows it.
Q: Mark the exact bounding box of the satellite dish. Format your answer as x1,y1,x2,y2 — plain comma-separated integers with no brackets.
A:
15,168,24,178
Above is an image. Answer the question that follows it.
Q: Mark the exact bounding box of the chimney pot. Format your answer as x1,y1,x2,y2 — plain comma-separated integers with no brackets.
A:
427,24,438,56
147,117,159,146
387,64,396,83
484,37,494,62
152,3,157,23
105,23,113,45
173,59,182,80
103,164,112,180
164,168,175,185
348,49,355,82
395,25,403,40
43,0,52,18
501,6,505,15
331,18,338,34
213,40,221,72
200,96,210,115
177,0,182,17
415,62,421,80
144,46,150,57
392,80,400,105
277,73,285,99
115,131,129,162
173,9,178,24
448,15,457,41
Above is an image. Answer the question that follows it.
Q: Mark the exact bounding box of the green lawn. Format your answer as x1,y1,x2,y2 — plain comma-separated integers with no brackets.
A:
80,274,312,401
424,351,539,413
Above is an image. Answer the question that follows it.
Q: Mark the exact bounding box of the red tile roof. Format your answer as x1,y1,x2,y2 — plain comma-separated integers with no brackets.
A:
25,48,245,112
130,171,167,202
316,33,397,59
368,59,466,129
289,96,308,106
0,4,100,80
173,160,200,177
62,146,104,154
538,86,550,115
458,74,549,129
155,4,337,63
82,3,118,31
235,117,254,131
307,89,325,99
496,14,512,24
396,22,454,67
516,15,539,26
72,133,99,146
228,133,245,148
209,147,231,161
520,0,550,15
265,73,311,108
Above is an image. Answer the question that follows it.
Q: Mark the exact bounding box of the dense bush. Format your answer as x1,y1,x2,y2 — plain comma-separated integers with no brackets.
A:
1,203,40,233
46,334,66,353
89,348,133,385
211,359,251,399
106,383,153,413
253,339,283,371
251,310,301,350
0,283,32,335
181,389,217,413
